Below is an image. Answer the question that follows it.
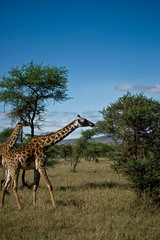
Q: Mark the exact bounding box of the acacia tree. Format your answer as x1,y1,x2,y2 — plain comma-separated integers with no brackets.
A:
72,129,96,172
101,92,160,157
0,61,70,136
101,92,160,199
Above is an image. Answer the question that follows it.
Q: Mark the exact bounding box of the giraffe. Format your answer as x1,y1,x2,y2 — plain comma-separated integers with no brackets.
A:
0,118,31,185
1,115,95,209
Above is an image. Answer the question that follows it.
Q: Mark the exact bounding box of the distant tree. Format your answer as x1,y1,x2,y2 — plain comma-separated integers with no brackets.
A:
0,128,14,144
0,60,70,136
45,145,60,167
83,142,99,161
72,129,95,172
59,144,72,161
91,142,114,158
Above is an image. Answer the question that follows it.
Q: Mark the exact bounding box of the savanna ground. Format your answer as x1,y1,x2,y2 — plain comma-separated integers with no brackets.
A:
0,158,160,240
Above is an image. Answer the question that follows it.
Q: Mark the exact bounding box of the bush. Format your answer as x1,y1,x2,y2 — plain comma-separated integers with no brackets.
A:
46,158,59,167
45,145,61,167
111,148,160,200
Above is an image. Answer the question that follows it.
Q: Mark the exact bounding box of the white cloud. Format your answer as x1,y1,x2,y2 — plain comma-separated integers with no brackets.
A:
144,85,160,93
50,110,101,121
115,84,136,91
43,118,69,129
0,112,11,130
81,110,100,120
0,123,11,129
51,111,78,118
115,84,160,93
52,111,60,116
63,111,77,117
0,112,7,120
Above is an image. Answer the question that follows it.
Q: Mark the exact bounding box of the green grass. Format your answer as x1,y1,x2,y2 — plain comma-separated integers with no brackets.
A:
0,159,160,240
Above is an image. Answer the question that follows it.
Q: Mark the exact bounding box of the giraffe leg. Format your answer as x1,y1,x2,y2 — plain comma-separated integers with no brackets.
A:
33,170,40,208
1,178,5,189
5,166,12,190
38,167,56,208
1,173,11,208
2,165,5,179
1,161,8,189
22,170,28,187
12,172,21,210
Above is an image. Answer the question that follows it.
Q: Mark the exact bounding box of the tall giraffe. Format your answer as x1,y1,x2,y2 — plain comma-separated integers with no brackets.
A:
1,115,95,209
0,118,31,183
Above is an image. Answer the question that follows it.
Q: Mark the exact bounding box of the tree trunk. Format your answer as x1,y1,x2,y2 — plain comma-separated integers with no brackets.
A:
20,127,23,143
72,157,79,172
31,123,34,137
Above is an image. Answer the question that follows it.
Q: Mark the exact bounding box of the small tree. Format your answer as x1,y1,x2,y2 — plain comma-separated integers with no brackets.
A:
0,60,70,136
72,129,95,172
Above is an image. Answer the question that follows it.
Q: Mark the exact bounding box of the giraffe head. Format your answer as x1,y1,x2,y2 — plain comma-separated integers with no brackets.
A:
77,115,95,127
18,118,31,127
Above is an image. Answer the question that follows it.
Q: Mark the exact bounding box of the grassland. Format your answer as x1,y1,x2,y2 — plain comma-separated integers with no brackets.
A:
0,159,160,240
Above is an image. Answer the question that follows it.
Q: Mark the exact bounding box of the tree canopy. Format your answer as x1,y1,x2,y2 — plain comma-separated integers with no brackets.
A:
0,61,70,136
100,92,160,199
101,92,160,157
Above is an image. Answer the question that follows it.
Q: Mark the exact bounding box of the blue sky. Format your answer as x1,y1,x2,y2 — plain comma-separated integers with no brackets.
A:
0,0,160,138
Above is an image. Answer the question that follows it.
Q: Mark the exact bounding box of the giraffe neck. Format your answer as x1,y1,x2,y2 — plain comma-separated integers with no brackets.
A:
43,120,79,148
4,123,22,151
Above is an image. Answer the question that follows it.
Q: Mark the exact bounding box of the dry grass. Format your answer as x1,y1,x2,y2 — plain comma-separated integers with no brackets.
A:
0,159,160,240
